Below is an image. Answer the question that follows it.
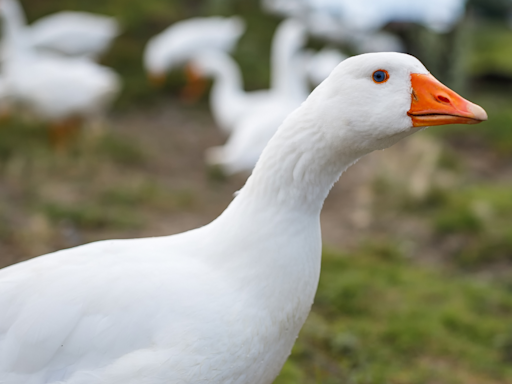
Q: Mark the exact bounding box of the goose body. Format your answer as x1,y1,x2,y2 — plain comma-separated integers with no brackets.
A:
4,55,120,121
192,19,308,136
199,20,342,173
0,0,120,124
0,53,487,383
204,46,347,175
200,44,345,174
28,11,120,59
306,47,347,86
143,16,245,80
191,49,270,135
262,0,467,32
0,0,119,60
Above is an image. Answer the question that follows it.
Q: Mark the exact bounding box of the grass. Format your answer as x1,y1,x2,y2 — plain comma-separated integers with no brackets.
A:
467,21,512,78
38,201,142,229
275,247,512,384
99,181,197,211
419,184,512,268
0,118,147,166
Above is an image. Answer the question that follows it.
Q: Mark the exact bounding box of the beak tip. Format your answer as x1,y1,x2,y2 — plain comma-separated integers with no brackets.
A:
470,103,488,122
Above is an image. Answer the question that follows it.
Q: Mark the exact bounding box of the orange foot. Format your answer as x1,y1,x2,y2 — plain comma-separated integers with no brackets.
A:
48,117,83,150
180,64,208,104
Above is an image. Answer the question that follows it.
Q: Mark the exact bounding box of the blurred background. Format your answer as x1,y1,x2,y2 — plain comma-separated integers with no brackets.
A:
0,0,512,382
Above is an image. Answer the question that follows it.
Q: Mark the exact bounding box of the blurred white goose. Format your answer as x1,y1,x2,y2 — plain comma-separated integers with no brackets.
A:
192,18,308,135
0,0,120,140
306,47,347,86
262,0,467,33
0,0,119,60
27,11,120,59
201,28,345,174
0,53,487,384
143,16,246,83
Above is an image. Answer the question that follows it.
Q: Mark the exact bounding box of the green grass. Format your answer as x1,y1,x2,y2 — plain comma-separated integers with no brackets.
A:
0,118,147,166
275,247,512,384
416,184,512,267
467,22,512,78
39,201,142,229
99,182,197,211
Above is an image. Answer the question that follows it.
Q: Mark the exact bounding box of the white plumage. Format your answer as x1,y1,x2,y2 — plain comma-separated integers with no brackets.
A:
0,0,119,60
262,0,467,32
0,0,120,124
201,20,345,174
28,11,120,59
4,55,120,122
143,16,246,79
192,19,308,136
306,47,347,86
0,53,486,384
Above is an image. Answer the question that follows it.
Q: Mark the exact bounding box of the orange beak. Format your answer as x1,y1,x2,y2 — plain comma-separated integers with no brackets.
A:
408,73,487,127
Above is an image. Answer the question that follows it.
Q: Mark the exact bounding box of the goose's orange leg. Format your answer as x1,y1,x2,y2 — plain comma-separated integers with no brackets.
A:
180,64,208,104
48,117,82,150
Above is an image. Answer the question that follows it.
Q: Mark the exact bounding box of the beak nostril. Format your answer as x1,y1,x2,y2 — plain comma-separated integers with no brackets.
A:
437,95,450,104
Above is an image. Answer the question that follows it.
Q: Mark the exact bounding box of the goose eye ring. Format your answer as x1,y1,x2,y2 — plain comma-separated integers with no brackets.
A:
373,70,389,83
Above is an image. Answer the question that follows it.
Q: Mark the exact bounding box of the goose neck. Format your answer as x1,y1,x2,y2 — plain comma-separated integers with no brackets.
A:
1,0,30,56
270,20,309,99
231,107,364,217
208,55,244,99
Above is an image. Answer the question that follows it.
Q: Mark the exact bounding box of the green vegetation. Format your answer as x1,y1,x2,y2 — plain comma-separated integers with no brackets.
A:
99,182,196,211
276,248,512,384
468,22,512,78
0,117,147,165
39,201,142,229
411,184,512,268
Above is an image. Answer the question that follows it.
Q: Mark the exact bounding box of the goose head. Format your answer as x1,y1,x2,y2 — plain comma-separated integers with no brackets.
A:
306,52,487,155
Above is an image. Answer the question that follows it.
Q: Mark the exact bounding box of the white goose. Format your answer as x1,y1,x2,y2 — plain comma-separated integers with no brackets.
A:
192,18,307,135
0,0,120,140
305,47,347,86
0,0,119,60
143,16,246,84
0,53,487,384
27,11,120,59
262,0,467,33
200,44,344,174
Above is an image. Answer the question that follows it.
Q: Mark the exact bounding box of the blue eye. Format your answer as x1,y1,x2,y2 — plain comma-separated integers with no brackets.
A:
373,70,389,83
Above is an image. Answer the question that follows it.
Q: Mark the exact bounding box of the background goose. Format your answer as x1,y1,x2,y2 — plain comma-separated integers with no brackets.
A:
190,19,307,136
305,47,347,86
0,0,121,145
0,52,487,384
27,11,120,59
201,42,344,175
190,50,269,136
262,0,467,33
143,16,246,86
0,0,119,61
